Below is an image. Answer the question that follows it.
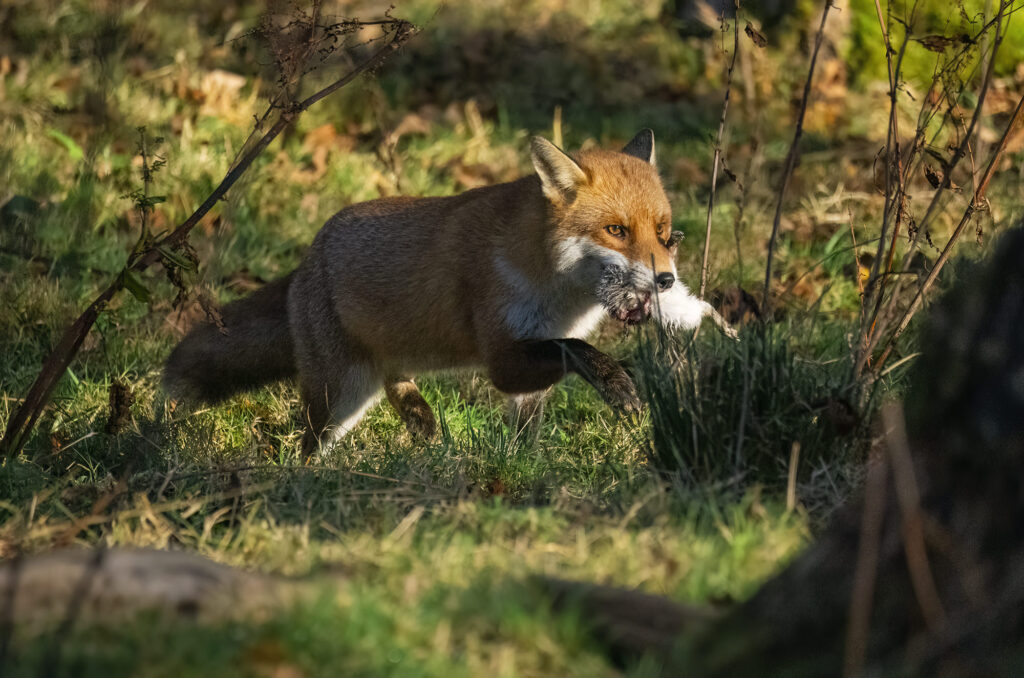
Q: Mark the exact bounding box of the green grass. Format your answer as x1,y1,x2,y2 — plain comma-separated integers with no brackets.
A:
5,496,807,677
1,0,1023,674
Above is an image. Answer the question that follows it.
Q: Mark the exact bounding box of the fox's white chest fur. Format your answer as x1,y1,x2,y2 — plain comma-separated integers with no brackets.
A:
494,254,606,340
493,249,711,341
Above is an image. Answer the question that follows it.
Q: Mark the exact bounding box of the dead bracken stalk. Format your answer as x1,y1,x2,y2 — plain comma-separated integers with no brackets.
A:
873,89,1024,371
855,0,1015,377
761,0,834,315
0,8,416,460
699,0,741,299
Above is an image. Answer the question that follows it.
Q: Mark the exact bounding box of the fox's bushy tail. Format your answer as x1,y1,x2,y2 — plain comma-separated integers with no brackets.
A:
163,274,296,403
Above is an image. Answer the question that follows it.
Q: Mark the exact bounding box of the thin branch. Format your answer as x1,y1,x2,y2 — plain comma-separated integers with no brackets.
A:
842,452,888,678
873,89,1024,371
700,1,741,299
857,1,1009,374
38,547,106,677
0,19,416,460
861,25,911,352
762,0,834,315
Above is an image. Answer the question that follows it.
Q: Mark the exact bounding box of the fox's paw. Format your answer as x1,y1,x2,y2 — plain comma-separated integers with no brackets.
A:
386,379,437,440
599,370,642,414
400,400,437,440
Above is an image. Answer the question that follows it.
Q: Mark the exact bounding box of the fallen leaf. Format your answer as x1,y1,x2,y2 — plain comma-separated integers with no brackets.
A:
916,35,955,52
302,123,357,176
198,69,248,121
745,23,767,48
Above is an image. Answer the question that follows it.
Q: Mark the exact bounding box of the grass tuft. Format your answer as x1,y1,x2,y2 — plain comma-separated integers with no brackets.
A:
636,321,873,509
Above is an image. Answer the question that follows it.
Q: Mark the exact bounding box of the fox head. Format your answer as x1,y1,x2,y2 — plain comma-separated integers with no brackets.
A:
532,129,687,326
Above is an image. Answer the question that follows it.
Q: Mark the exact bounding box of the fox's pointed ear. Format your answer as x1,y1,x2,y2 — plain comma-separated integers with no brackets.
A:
531,137,587,203
622,129,656,166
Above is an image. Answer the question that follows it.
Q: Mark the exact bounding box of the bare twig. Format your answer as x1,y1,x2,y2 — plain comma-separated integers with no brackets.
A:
0,17,416,460
785,441,800,512
847,213,865,299
38,546,106,677
856,1,1010,375
700,0,741,299
842,453,888,678
860,22,911,352
762,0,834,315
873,90,1024,371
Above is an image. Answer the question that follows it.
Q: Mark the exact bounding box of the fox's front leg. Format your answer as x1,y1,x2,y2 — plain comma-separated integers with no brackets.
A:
486,338,641,413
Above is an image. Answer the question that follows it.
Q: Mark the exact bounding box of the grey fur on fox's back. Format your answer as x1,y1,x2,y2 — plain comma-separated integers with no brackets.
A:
163,130,727,454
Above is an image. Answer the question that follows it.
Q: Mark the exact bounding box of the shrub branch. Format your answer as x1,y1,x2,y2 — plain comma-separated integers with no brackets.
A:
762,0,834,315
0,15,416,460
699,0,741,299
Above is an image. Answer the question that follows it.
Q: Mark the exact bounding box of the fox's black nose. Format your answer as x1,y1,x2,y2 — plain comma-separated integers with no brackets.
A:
656,272,675,291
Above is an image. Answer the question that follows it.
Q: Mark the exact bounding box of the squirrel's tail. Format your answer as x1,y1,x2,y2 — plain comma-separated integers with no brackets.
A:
163,273,296,403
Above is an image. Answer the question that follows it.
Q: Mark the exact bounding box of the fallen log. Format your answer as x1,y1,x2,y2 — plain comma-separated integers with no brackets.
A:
0,548,300,626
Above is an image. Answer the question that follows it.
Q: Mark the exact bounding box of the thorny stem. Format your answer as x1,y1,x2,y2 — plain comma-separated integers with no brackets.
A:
0,18,416,460
762,0,833,315
699,0,741,300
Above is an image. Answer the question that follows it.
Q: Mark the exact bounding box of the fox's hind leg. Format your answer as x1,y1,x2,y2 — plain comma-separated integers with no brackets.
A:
289,278,382,456
298,362,381,456
508,390,549,442
384,376,436,439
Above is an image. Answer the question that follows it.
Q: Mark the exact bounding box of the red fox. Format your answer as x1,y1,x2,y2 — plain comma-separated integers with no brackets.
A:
164,130,728,453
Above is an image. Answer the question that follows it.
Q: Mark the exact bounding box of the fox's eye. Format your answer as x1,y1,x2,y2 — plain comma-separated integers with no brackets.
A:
605,224,626,239
656,223,665,236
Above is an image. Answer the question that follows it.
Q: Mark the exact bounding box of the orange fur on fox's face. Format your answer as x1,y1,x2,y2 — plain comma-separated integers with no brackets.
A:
568,150,675,278
530,130,680,325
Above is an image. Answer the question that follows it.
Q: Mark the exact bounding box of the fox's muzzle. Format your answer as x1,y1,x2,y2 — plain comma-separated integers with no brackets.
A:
597,263,667,325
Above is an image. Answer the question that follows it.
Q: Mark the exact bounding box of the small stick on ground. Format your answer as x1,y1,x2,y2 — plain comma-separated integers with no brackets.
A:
785,441,800,512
